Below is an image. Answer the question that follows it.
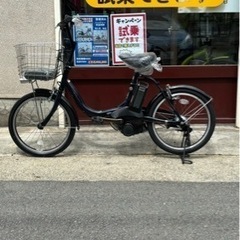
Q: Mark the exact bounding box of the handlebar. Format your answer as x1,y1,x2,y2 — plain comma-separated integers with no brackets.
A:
57,15,83,29
56,15,83,67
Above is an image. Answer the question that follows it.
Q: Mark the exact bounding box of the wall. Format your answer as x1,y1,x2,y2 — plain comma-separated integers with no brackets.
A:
0,0,56,98
68,66,238,124
0,0,56,126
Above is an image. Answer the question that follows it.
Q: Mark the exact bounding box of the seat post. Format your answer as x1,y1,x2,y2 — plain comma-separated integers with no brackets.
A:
132,72,140,84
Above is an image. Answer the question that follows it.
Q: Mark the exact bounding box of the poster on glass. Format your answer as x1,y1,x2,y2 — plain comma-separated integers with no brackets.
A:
110,13,147,65
73,15,109,67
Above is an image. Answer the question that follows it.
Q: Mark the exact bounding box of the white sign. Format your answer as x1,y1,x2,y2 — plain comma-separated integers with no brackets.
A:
110,13,147,65
178,0,239,13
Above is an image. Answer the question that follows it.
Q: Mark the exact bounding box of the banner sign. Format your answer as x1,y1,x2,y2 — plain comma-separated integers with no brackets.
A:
73,15,109,67
179,0,239,13
110,13,147,65
86,0,224,9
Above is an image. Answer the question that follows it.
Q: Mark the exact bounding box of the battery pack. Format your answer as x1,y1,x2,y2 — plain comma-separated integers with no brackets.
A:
130,81,149,112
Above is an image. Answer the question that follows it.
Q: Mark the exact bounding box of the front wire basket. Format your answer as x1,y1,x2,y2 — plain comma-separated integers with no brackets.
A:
15,42,62,83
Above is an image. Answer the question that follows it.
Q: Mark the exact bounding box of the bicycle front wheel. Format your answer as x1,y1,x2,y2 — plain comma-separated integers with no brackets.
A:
147,88,215,155
8,91,76,157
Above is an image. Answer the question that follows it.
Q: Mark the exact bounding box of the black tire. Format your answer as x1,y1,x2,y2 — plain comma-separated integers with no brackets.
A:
147,88,215,155
8,91,76,157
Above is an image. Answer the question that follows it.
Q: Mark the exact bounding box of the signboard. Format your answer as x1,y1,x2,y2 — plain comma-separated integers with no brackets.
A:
179,0,239,13
73,15,109,67
85,0,224,9
110,13,147,65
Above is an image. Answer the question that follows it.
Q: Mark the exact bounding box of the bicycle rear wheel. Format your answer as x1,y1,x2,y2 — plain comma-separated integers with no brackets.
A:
147,87,215,155
8,90,76,157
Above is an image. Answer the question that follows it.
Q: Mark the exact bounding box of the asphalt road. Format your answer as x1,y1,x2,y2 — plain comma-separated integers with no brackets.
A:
0,181,239,240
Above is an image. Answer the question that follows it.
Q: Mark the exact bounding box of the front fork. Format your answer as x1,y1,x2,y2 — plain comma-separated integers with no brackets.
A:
36,67,70,129
36,89,60,130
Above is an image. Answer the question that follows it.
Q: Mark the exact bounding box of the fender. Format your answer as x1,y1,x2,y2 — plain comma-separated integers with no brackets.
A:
169,85,212,100
35,88,80,129
146,85,212,113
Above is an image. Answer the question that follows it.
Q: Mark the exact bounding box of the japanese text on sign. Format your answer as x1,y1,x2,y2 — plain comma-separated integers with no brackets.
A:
86,0,224,8
111,13,146,65
179,0,239,13
73,15,109,67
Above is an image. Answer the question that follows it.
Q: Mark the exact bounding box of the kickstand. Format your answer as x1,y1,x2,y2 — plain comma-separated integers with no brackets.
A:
180,131,193,164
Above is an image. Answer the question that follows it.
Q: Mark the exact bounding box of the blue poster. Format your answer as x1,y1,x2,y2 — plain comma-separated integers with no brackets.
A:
73,15,109,67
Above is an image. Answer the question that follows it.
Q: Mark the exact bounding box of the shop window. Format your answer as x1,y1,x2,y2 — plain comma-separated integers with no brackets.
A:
178,12,239,65
61,0,239,65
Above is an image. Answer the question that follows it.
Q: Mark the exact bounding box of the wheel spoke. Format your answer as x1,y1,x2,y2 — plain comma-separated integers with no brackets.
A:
9,92,76,156
148,89,215,154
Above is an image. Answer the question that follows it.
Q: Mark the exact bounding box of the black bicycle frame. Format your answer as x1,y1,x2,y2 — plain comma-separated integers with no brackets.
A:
38,16,182,129
64,69,128,118
38,65,141,128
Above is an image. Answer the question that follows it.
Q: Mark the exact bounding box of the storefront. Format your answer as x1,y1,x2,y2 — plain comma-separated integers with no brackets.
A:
59,0,239,123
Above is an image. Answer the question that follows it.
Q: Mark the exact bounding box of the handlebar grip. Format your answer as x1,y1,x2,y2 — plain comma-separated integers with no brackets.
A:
57,15,73,28
63,15,73,24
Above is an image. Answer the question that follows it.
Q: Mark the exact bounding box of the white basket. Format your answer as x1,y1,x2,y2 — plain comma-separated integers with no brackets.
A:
15,42,61,83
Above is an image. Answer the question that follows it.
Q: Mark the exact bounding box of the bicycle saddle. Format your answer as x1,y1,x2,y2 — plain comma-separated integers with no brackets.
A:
118,52,162,75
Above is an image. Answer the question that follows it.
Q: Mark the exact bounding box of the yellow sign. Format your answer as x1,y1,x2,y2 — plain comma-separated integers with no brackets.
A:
86,0,224,8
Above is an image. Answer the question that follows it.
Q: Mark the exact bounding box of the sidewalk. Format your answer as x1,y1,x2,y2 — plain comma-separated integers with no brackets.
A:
0,125,239,181
0,124,239,156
